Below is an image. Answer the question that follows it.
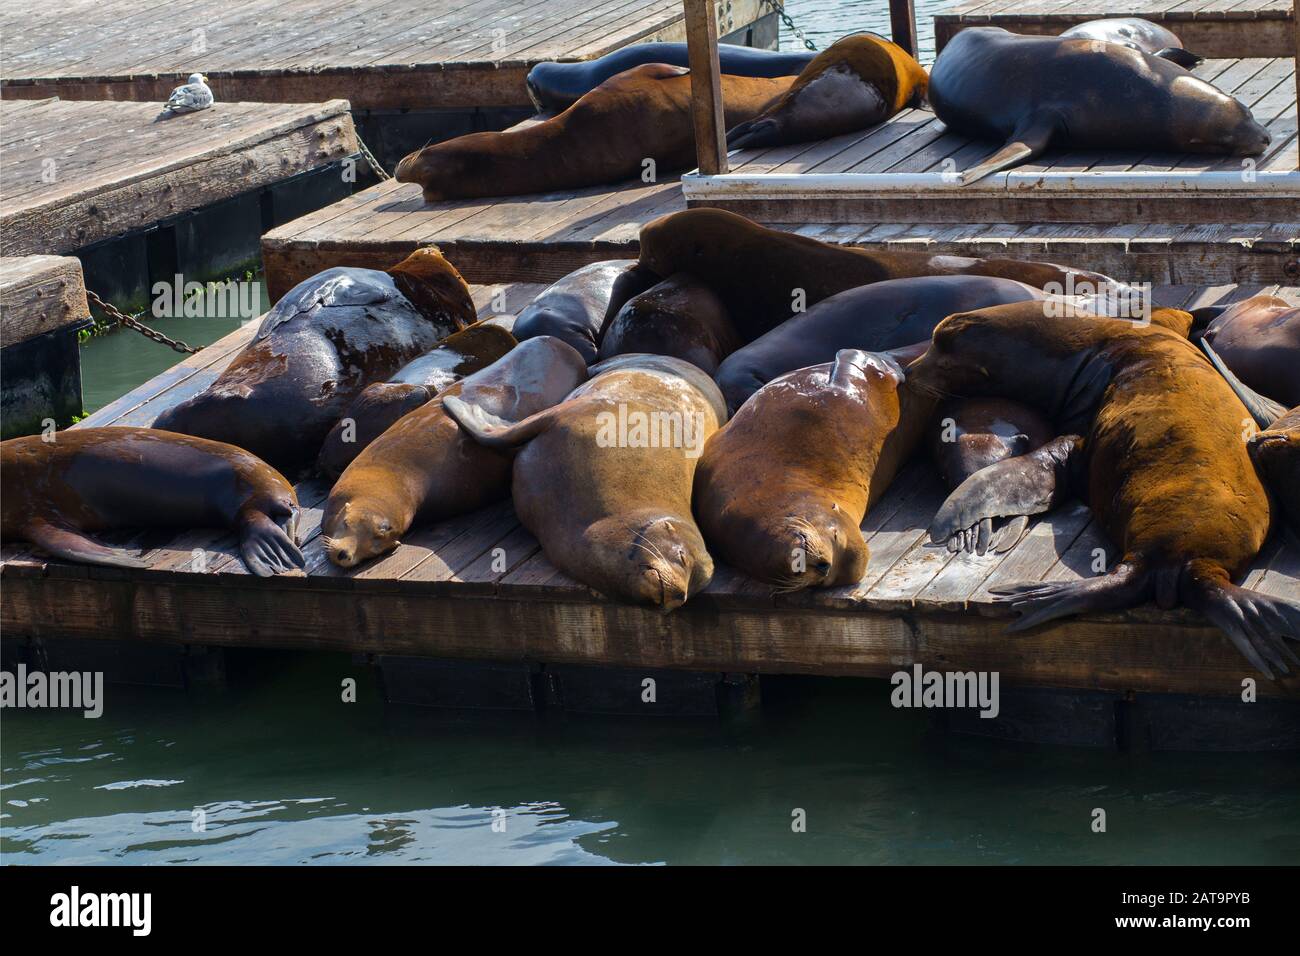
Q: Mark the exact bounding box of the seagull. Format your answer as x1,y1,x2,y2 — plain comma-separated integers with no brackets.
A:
163,73,214,114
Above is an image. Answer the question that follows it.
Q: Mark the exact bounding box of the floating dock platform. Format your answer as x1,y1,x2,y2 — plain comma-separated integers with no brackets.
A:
934,0,1294,59
2,283,1297,702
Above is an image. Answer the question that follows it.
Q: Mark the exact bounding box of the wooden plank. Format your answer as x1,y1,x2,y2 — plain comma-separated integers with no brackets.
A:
0,254,90,346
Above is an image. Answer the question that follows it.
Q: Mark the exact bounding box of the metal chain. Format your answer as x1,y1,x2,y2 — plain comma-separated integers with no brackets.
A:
85,289,200,354
760,0,818,51
355,133,392,181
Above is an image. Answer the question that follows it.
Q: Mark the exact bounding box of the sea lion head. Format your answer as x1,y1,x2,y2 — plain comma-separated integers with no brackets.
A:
395,136,488,202
321,495,403,568
385,247,476,328
583,510,713,612
746,499,868,590
1166,76,1271,155
905,309,1006,401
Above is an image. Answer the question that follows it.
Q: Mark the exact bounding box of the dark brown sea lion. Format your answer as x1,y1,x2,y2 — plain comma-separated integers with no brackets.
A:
155,249,475,472
1250,406,1300,545
512,260,649,364
1059,18,1203,69
316,322,517,479
929,28,1270,184
322,336,588,569
634,209,1130,340
444,354,724,610
1,427,303,576
597,272,742,375
526,42,815,113
694,348,932,590
907,301,1299,677
1192,295,1300,408
714,274,1043,413
394,65,793,201
726,33,928,149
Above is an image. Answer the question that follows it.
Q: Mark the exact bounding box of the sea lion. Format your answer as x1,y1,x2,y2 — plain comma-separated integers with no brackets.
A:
444,354,724,610
927,397,1056,554
1250,406,1300,545
634,209,1130,340
1060,18,1203,69
512,260,649,363
928,28,1270,184
1191,295,1300,408
726,33,928,149
526,42,815,113
907,300,1300,677
1,427,303,576
322,336,587,569
395,65,793,201
694,348,933,590
597,272,742,375
316,322,517,479
155,249,476,471
714,274,1043,413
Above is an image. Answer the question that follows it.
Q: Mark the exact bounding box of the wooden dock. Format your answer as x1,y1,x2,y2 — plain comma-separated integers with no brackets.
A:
934,0,1294,59
2,281,1297,701
0,97,358,258
0,0,771,112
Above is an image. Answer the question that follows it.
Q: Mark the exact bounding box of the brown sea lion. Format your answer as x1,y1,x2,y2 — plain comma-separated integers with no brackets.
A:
512,260,649,364
907,301,1299,677
444,354,724,610
322,336,588,569
1,427,303,576
929,28,1270,184
634,209,1131,340
597,272,742,375
394,65,793,201
1059,18,1203,69
694,347,932,590
1192,295,1300,408
155,249,475,472
317,322,517,479
726,33,928,149
1250,406,1300,545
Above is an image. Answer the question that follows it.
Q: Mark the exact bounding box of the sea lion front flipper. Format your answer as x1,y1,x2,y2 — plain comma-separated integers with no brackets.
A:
1198,338,1287,428
960,111,1060,185
1154,47,1204,70
23,519,149,570
443,395,555,449
238,511,306,577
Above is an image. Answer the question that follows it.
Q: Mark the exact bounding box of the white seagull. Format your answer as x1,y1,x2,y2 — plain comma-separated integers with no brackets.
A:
163,73,214,114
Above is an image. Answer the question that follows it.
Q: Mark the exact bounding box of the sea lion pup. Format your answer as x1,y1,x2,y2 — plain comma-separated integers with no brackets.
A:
726,33,928,149
634,209,1128,340
394,65,793,201
512,260,650,363
1190,294,1300,408
929,28,1270,184
714,274,1043,412
444,354,724,610
317,322,518,479
597,272,742,375
1059,18,1203,69
155,249,476,472
927,397,1055,554
907,301,1300,677
322,337,588,569
1,427,303,577
694,348,932,590
526,42,815,113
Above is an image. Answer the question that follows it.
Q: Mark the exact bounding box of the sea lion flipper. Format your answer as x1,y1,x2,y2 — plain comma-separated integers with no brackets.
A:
1154,47,1204,70
443,394,553,449
24,520,149,569
990,562,1151,632
1198,338,1286,428
1183,561,1300,678
238,511,306,577
726,116,779,150
960,111,1059,185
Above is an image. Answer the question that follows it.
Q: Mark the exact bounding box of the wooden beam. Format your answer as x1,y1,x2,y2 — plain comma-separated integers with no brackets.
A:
890,0,919,58
683,0,728,176
1295,0,1299,170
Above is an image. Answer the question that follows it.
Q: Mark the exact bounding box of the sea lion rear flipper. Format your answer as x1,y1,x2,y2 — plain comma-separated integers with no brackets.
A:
238,511,306,577
443,394,554,449
24,520,149,570
960,112,1060,185
989,561,1151,632
1154,47,1204,70
726,117,780,150
1182,560,1300,679
1198,338,1286,428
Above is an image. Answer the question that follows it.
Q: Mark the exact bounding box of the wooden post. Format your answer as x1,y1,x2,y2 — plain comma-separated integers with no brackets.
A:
683,0,728,175
1294,0,1298,169
889,0,919,58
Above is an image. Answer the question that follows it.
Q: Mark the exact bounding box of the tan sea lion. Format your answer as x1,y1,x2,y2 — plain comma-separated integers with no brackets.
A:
317,322,517,479
444,354,724,610
395,65,793,201
155,249,476,472
322,336,588,569
726,33,928,149
694,347,932,590
1,427,303,576
597,272,742,375
907,301,1299,677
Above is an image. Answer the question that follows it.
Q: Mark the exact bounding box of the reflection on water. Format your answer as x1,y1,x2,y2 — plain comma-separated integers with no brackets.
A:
3,654,1297,865
780,0,952,62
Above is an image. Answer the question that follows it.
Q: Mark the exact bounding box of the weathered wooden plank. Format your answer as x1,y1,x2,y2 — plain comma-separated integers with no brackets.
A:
0,255,90,346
